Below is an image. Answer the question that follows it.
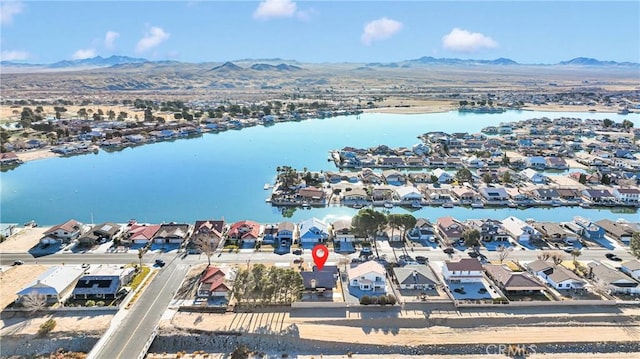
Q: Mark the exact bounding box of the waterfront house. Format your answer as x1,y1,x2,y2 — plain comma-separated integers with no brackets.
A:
393,265,438,290
154,223,190,244
407,218,436,242
613,188,640,203
342,188,370,204
427,156,446,167
557,188,581,201
382,169,406,185
0,152,22,165
595,219,635,244
378,157,404,168
395,186,423,203
436,216,466,246
348,261,386,292
621,260,640,281
450,187,478,203
564,217,605,240
72,265,135,300
525,156,547,170
331,219,356,244
533,222,578,244
41,219,84,244
371,187,395,202
546,157,569,170
501,216,540,242
484,264,545,295
125,223,161,245
464,219,510,243
298,217,329,245
78,222,122,246
587,262,640,295
405,156,426,167
261,224,278,245
360,169,384,185
582,189,615,203
197,266,229,298
442,258,483,283
191,219,225,247
17,265,85,304
520,168,546,184
529,188,560,201
227,220,261,245
276,221,295,247
506,188,531,203
526,260,586,290
431,169,453,184
296,186,326,205
479,187,509,201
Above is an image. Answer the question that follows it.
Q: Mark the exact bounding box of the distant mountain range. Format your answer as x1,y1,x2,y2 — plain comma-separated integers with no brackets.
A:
1,55,638,72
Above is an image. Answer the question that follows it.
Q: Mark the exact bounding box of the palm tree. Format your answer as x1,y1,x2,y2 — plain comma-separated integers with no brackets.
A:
570,249,582,262
138,247,147,267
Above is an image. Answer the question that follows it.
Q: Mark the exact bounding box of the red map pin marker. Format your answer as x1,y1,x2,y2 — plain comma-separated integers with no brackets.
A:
311,244,329,271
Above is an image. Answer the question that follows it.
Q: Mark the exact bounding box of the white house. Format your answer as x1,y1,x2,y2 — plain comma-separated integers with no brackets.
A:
588,262,640,294
613,188,640,203
621,260,640,282
442,258,484,283
42,219,84,244
431,168,453,184
407,218,436,242
17,265,85,304
153,223,190,244
331,219,355,243
520,168,546,184
526,260,586,290
298,217,329,244
347,261,386,292
501,216,540,242
479,187,509,201
394,186,423,203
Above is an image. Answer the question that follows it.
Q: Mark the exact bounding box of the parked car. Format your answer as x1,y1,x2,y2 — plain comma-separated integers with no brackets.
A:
605,253,622,261
292,249,303,255
443,247,454,254
562,246,574,253
399,255,414,262
13,260,24,266
415,256,427,264
467,251,480,258
155,259,166,267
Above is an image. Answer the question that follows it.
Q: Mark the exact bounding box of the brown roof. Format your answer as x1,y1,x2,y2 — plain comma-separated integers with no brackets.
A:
485,264,545,291
44,219,83,236
445,258,483,272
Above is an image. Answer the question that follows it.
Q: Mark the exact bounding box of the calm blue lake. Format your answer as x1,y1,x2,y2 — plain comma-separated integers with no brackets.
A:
1,110,638,226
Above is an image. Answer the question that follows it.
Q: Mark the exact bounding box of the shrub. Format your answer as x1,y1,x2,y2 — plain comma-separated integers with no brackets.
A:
231,345,250,359
38,319,56,336
96,301,105,307
360,295,371,305
86,300,96,307
386,294,397,305
378,295,388,306
370,295,378,305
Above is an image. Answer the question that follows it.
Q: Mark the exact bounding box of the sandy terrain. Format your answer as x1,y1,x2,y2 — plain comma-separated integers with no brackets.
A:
0,264,50,309
0,311,112,336
0,226,50,252
14,148,60,162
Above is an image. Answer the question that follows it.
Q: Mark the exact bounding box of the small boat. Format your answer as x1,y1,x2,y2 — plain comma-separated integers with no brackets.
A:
265,198,272,203
580,202,591,208
442,203,453,208
471,202,484,208
302,202,311,209
264,183,272,190
352,204,364,209
507,202,517,208
384,202,394,209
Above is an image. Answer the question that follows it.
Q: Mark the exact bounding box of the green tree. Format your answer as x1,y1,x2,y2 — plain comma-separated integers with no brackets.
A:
399,214,417,242
462,228,480,249
500,171,512,184
578,173,587,185
352,208,387,258
630,232,640,259
622,119,633,130
482,173,493,184
455,168,472,183
501,154,510,166
570,249,582,262
38,319,56,337
602,118,614,128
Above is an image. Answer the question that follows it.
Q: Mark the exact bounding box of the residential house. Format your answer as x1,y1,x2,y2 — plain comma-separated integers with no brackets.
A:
564,217,605,240
378,157,404,168
0,152,22,165
276,221,296,247
360,169,383,185
395,186,423,203
407,218,436,242
557,188,581,201
582,189,615,203
621,260,640,281
125,223,161,245
370,187,395,202
450,187,478,204
613,188,640,203
41,219,83,244
595,219,635,244
298,217,329,245
588,262,640,294
484,264,545,294
342,188,369,204
78,222,121,246
382,169,406,185
393,265,439,290
520,168,547,184
526,260,586,290
533,222,578,244
301,266,338,298
436,216,466,246
529,188,560,202
347,261,386,292
72,265,135,300
442,258,484,283
479,187,509,201
501,216,540,242
546,157,569,170
153,223,190,244
296,186,326,205
465,219,510,243
431,168,453,184
191,219,225,247
261,224,278,245
227,220,261,245
197,266,230,298
17,265,85,304
331,219,355,244
525,156,547,170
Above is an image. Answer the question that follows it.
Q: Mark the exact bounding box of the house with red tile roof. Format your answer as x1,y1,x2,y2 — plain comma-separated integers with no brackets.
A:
197,266,229,298
42,219,84,244
436,216,466,247
227,220,262,245
0,152,22,165
125,224,161,245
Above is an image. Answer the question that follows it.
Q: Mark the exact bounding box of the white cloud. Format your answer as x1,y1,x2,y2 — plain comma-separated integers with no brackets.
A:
71,48,97,60
104,31,119,49
361,17,403,46
0,1,23,26
136,26,170,53
442,28,498,53
253,0,296,20
1,50,29,61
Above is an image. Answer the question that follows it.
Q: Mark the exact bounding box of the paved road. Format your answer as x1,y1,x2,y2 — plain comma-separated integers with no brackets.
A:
90,260,190,359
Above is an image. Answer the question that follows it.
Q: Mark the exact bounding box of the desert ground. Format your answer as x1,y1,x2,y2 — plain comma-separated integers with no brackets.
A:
0,226,50,252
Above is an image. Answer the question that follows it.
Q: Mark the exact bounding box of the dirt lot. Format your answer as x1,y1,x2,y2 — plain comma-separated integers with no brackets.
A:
0,264,50,309
0,226,50,252
0,311,112,336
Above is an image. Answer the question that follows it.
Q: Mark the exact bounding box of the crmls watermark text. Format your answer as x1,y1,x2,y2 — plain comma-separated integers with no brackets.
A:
486,344,537,356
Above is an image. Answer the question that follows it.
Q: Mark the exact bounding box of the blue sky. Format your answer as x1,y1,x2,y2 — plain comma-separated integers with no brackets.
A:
1,1,638,64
